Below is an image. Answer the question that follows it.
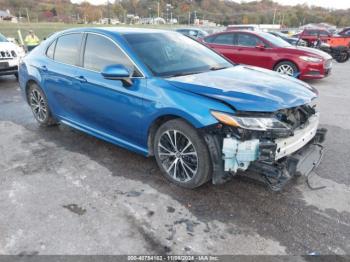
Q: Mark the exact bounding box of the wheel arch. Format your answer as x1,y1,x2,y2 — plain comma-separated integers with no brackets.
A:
147,114,205,156
273,59,300,72
24,79,41,104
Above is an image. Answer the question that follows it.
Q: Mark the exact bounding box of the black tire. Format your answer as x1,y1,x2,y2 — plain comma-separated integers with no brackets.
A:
27,83,57,126
335,51,350,63
274,61,298,77
154,119,212,189
14,73,18,81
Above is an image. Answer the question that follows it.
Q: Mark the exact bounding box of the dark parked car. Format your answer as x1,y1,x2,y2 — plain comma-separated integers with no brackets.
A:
175,28,208,39
19,28,326,191
338,27,350,36
293,29,332,46
203,30,332,80
269,31,307,46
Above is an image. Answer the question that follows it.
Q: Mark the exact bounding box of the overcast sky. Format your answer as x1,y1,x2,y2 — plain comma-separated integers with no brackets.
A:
71,0,350,10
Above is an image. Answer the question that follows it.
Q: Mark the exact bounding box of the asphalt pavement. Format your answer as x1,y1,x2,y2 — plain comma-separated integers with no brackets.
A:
0,62,349,257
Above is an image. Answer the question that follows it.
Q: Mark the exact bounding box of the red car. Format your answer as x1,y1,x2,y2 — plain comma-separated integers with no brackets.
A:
293,29,332,46
203,30,332,80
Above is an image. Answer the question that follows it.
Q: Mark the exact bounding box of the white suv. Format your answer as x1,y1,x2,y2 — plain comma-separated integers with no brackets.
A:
0,33,25,79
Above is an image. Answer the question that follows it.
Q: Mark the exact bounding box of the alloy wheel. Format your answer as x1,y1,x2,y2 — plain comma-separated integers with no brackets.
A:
157,130,198,182
29,89,47,122
276,64,295,76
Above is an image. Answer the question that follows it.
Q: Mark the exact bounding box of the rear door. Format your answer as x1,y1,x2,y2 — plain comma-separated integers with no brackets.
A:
43,33,83,119
204,33,237,62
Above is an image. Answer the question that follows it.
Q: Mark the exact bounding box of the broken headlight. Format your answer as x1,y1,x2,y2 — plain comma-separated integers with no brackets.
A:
211,111,291,131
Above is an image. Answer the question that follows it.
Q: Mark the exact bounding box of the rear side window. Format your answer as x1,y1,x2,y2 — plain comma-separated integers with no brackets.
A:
212,33,234,45
204,35,216,43
54,34,82,65
237,33,263,47
306,30,317,36
83,34,135,73
46,40,56,59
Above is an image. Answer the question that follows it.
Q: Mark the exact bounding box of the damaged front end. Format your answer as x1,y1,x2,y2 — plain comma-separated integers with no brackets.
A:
204,103,327,191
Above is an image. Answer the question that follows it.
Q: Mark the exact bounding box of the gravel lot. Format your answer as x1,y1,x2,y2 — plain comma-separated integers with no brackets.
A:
0,62,349,258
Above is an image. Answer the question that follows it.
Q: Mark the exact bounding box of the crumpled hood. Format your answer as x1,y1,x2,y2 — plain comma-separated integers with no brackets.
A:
167,65,318,112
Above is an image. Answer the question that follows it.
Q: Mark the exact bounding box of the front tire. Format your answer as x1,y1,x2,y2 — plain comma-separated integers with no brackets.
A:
154,119,212,189
27,83,57,126
274,61,298,77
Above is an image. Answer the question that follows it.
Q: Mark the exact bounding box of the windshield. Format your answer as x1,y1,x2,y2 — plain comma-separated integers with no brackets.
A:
260,32,291,47
0,33,8,42
123,32,233,77
271,31,286,38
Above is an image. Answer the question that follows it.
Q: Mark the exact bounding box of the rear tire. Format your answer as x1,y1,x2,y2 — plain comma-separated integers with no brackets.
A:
27,83,57,126
154,119,212,189
335,51,350,63
274,61,298,77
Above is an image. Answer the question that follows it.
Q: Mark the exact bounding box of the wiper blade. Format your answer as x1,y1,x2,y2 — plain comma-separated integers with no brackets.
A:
166,71,203,77
209,66,228,71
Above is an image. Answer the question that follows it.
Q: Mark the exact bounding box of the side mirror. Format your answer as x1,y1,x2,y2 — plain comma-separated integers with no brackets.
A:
255,43,266,50
101,64,133,86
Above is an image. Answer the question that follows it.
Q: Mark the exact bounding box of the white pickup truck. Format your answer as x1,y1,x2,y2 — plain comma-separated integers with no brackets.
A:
0,33,25,79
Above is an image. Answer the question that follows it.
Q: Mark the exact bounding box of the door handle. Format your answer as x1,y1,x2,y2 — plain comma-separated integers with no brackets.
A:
40,65,48,72
74,75,87,83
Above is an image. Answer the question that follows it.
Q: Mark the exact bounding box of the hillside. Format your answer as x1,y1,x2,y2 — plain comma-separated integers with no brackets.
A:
0,0,349,26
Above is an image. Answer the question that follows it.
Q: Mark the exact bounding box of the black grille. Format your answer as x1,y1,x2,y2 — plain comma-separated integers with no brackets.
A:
0,50,15,60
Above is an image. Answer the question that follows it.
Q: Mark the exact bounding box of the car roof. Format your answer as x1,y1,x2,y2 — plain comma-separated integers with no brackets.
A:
176,28,198,30
206,30,260,37
57,27,172,36
176,28,207,32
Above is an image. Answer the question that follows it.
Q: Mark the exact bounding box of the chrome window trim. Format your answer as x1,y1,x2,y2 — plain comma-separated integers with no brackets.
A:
44,31,146,79
234,33,272,49
48,32,83,66
82,32,145,78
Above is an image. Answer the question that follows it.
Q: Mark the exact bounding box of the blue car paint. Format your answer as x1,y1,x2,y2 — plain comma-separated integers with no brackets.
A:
19,27,317,157
167,65,317,112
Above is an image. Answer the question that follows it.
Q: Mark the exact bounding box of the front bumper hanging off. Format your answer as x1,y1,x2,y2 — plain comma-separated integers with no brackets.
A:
205,115,327,191
249,131,326,191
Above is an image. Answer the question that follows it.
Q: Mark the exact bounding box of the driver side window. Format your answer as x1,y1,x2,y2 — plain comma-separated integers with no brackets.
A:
83,34,140,76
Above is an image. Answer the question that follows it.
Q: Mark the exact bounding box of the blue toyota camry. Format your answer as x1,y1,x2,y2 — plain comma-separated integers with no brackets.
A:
19,28,326,190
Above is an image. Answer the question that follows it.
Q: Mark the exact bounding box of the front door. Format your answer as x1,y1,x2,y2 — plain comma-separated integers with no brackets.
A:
233,32,273,69
71,33,146,149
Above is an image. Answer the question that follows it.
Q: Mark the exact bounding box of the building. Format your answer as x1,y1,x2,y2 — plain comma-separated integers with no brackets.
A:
0,10,17,23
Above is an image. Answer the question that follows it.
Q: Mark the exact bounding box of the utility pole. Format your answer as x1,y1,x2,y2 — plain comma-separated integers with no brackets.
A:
170,10,173,26
107,0,110,24
157,1,160,18
25,8,30,23
273,8,277,24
